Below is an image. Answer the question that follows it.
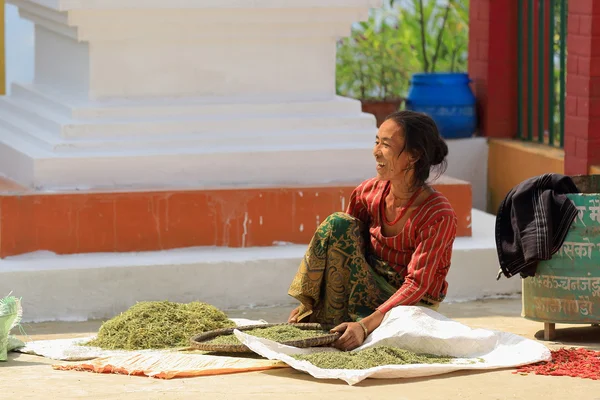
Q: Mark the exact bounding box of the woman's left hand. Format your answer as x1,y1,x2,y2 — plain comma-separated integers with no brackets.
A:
330,322,367,351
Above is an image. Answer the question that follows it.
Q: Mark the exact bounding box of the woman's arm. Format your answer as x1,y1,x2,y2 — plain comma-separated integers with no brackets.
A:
332,215,457,351
377,215,457,313
346,184,371,225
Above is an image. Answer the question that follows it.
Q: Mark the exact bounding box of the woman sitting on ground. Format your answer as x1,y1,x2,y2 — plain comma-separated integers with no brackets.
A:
287,110,458,351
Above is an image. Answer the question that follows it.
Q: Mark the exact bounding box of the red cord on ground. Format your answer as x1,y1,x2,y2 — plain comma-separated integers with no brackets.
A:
514,348,600,380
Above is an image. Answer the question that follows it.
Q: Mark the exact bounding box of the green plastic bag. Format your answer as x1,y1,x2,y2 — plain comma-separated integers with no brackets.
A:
0,296,23,361
7,335,25,352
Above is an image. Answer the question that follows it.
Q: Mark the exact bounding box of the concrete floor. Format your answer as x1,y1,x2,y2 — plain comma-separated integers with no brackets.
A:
3,298,600,399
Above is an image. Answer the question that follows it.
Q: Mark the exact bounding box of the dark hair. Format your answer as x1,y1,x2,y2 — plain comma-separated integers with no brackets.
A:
384,110,448,188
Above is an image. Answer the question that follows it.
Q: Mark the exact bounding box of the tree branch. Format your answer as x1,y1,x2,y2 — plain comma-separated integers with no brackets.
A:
430,0,453,73
417,0,430,72
450,45,460,72
381,40,387,99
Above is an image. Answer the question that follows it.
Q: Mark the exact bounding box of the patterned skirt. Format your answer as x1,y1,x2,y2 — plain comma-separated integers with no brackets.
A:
287,212,438,326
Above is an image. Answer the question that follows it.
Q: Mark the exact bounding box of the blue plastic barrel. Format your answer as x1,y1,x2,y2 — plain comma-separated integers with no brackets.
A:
405,72,476,139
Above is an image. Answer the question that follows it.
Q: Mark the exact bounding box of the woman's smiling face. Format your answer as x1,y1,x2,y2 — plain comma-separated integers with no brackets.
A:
373,119,414,182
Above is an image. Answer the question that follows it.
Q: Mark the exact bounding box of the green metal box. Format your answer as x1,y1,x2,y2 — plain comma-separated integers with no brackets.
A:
521,175,600,340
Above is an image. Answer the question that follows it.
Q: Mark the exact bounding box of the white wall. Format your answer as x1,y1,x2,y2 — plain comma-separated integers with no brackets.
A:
3,3,489,208
5,4,34,93
445,137,488,211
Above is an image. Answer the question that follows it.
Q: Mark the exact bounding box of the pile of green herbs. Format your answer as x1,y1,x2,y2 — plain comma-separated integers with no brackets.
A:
86,301,235,350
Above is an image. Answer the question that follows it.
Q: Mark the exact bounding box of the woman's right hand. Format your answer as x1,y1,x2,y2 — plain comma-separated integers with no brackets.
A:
288,307,300,323
330,322,367,351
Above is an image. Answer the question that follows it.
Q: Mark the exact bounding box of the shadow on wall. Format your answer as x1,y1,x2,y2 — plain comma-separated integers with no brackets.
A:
5,4,34,93
487,139,564,214
444,137,488,212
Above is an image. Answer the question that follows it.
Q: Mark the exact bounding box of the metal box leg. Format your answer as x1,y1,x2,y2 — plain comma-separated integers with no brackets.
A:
544,323,556,341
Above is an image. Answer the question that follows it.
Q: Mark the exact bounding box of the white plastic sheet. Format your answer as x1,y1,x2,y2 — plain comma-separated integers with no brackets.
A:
235,306,551,385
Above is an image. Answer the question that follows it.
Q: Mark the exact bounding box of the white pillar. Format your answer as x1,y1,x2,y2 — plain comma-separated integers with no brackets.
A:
0,0,381,189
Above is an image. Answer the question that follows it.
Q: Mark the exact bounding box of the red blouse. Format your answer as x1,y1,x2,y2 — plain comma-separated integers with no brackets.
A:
346,177,458,314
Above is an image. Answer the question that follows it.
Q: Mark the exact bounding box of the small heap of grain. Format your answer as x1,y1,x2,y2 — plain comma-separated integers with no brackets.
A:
207,325,330,346
291,346,454,369
86,301,235,350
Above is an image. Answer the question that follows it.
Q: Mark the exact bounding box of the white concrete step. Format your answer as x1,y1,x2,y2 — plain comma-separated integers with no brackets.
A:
36,0,382,11
11,83,367,121
0,94,376,140
0,97,66,133
0,95,375,154
0,209,519,323
0,118,374,154
0,106,60,151
5,141,378,189
11,84,73,118
71,113,377,140
0,82,380,188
